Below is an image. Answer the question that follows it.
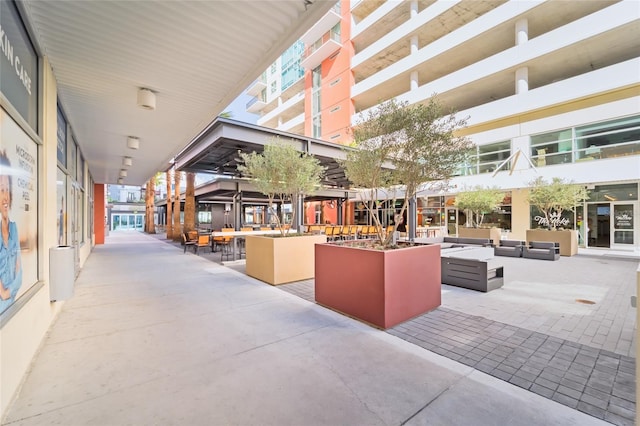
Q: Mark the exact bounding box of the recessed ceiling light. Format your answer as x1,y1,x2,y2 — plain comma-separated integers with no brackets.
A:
117,178,124,184
119,169,128,177
123,156,133,167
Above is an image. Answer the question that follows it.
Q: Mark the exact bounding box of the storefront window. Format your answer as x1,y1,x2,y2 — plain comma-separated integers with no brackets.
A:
483,192,512,231
587,183,638,202
0,114,38,315
419,196,444,226
530,207,575,230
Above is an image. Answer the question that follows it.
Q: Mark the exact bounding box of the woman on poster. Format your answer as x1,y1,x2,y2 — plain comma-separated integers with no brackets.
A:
0,150,23,314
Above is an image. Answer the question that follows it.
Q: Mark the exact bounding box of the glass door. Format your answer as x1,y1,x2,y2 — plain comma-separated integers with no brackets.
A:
612,203,634,247
587,203,611,248
447,208,458,236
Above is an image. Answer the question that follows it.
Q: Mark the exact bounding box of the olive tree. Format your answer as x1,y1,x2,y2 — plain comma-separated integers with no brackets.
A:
528,177,589,230
341,97,474,247
455,186,505,228
238,138,325,237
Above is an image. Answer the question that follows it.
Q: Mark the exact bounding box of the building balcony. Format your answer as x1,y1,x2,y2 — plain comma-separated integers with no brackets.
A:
258,91,305,128
246,96,266,113
277,113,305,134
301,28,342,70
246,76,266,97
300,2,341,46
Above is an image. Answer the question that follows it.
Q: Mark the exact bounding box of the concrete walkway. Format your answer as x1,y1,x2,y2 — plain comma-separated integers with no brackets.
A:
1,231,609,425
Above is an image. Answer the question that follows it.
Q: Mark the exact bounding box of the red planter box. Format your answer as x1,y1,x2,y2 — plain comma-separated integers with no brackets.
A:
315,243,441,329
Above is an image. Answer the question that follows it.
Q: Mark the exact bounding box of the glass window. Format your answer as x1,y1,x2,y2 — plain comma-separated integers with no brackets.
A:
588,183,638,202
575,115,640,160
456,140,511,175
270,81,277,94
531,129,573,166
478,141,511,174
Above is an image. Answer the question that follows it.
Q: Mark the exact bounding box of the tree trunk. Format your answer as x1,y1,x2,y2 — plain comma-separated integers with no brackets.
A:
166,170,173,239
184,172,196,233
145,178,156,234
173,170,181,241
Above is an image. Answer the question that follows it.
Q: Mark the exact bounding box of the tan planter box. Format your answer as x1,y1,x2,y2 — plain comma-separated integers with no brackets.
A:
458,227,502,245
245,234,327,285
315,243,441,329
526,229,578,256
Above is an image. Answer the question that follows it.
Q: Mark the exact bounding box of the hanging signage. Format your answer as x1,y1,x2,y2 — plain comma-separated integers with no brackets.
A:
57,106,67,166
0,1,38,130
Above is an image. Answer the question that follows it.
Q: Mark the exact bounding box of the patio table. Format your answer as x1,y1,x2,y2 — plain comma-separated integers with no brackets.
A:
211,229,298,261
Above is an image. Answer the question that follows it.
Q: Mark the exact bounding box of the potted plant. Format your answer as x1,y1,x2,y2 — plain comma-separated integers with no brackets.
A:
526,177,589,256
238,138,327,285
315,97,474,328
455,185,504,243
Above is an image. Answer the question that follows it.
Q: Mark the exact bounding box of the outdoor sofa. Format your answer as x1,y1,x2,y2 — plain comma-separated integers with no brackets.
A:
494,240,525,258
523,241,560,261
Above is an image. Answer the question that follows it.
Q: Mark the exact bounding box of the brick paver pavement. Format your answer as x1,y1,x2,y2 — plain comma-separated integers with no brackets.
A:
277,254,638,426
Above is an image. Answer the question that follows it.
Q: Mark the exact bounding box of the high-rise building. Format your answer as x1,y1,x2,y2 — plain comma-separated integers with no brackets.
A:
246,0,640,252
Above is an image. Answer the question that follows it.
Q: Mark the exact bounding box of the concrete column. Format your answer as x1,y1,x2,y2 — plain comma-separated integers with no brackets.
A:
515,18,528,45
410,35,418,55
512,135,532,169
410,71,419,91
516,67,529,95
410,0,418,18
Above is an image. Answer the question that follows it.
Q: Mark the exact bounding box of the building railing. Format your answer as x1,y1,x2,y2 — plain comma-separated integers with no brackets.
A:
303,28,341,60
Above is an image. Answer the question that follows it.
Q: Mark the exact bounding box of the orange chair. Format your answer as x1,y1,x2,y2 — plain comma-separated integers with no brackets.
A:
182,232,197,253
194,234,211,255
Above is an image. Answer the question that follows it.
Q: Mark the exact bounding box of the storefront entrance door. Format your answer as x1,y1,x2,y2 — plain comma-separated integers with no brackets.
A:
587,202,637,249
587,204,610,248
612,203,635,247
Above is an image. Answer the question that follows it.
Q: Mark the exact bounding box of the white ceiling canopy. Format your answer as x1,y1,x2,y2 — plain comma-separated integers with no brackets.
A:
20,0,335,185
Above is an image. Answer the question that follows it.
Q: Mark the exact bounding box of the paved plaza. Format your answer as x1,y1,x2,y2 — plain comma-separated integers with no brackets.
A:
1,231,636,425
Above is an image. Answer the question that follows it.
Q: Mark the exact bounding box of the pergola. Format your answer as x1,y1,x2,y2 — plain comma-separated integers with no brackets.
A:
168,118,358,229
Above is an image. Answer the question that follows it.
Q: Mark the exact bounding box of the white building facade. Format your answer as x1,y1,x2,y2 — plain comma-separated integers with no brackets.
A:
248,0,640,252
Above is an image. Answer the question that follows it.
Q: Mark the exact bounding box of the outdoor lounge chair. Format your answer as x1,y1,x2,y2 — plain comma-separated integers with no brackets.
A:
494,240,525,257
523,241,560,261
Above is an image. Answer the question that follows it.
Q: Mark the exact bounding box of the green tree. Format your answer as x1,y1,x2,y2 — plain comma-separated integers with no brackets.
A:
528,177,589,230
341,97,473,247
455,186,505,228
238,138,325,237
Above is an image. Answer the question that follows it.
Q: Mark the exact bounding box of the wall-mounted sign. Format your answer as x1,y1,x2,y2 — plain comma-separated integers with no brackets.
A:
57,106,67,166
0,1,38,130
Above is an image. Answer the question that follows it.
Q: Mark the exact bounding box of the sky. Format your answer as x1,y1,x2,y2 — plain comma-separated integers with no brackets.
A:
224,92,259,124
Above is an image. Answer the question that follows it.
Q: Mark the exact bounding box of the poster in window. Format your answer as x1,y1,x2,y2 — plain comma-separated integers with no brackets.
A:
0,110,38,315
614,206,633,229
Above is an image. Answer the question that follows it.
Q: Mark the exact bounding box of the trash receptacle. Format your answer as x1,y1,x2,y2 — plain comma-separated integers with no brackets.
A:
49,246,75,301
